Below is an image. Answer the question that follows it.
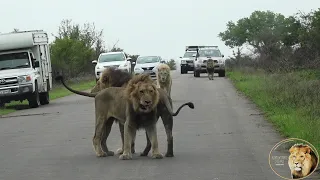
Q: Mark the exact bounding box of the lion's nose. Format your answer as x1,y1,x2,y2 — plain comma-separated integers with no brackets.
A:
144,100,151,104
295,163,298,165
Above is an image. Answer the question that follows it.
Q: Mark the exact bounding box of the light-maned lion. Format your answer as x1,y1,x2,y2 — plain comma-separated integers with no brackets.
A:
55,74,194,159
156,63,172,97
206,59,215,80
288,143,318,179
91,67,132,93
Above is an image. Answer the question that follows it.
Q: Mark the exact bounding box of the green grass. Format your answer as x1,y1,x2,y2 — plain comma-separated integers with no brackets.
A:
227,69,320,154
0,80,96,116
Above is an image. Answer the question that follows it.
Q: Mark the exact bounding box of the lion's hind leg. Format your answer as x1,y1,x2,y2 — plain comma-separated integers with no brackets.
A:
93,115,111,157
100,117,115,156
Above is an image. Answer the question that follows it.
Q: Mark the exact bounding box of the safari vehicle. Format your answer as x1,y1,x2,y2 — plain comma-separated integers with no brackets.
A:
92,51,132,81
192,45,225,77
179,46,197,74
133,55,163,81
0,30,52,108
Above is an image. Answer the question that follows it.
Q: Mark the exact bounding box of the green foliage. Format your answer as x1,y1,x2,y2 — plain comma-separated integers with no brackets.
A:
220,8,320,71
165,59,176,70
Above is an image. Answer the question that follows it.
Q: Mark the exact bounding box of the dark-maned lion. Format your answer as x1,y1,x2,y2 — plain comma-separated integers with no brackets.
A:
91,67,132,93
288,143,318,179
206,59,215,80
55,74,194,159
87,69,191,157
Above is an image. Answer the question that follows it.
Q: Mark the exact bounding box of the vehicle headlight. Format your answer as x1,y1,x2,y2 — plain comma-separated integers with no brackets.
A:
18,75,31,83
181,60,187,64
134,67,142,71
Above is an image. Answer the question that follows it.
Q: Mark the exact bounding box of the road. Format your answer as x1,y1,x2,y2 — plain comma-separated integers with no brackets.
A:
0,69,319,180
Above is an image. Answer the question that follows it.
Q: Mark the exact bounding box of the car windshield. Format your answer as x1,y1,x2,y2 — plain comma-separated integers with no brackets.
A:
183,51,196,58
0,52,31,70
198,49,221,57
98,53,125,62
136,56,160,64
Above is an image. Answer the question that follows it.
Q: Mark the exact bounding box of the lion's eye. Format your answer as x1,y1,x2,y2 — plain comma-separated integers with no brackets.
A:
150,90,153,93
300,156,303,158
140,90,144,94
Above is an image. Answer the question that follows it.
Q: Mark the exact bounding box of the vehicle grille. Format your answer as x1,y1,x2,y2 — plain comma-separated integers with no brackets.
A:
142,67,154,71
186,60,193,63
104,65,119,68
203,60,218,63
0,77,18,88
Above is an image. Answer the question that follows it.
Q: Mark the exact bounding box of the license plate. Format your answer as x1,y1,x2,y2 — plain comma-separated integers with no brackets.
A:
188,63,193,66
144,70,153,74
0,89,10,94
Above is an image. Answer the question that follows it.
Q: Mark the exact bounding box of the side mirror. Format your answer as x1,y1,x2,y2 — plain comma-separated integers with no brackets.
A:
92,60,97,64
34,61,40,68
179,57,182,58
222,54,224,58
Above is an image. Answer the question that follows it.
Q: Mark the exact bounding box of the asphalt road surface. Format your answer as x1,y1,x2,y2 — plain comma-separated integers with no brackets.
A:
1,70,319,180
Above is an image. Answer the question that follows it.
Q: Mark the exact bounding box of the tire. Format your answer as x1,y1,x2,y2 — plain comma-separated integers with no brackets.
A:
180,67,187,74
194,70,200,77
40,80,50,105
28,81,41,108
219,70,226,77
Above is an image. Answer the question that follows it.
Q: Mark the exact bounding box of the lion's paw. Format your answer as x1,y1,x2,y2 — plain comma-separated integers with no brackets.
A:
119,153,132,160
96,152,107,157
106,151,114,156
165,152,174,157
116,148,123,155
151,153,163,159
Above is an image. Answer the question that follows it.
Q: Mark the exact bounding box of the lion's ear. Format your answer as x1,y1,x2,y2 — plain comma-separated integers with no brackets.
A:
305,146,311,154
289,146,295,154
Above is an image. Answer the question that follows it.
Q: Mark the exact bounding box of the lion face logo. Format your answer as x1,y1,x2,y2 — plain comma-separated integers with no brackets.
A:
288,144,318,178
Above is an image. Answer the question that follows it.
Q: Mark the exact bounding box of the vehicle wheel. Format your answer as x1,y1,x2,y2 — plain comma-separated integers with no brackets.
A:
28,81,41,108
40,80,50,105
219,70,226,77
180,67,187,74
0,101,5,108
194,70,200,77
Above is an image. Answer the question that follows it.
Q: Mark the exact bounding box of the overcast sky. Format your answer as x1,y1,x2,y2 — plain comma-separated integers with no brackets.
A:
1,0,319,60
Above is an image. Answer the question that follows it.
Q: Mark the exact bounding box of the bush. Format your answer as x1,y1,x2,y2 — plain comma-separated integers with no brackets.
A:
166,59,177,70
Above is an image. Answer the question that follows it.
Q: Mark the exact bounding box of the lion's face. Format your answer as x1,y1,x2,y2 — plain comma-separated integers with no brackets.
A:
288,145,313,173
206,59,215,68
130,82,159,113
158,69,169,83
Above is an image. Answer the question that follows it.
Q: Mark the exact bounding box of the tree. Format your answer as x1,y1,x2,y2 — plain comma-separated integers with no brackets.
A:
218,10,300,54
166,59,176,70
50,19,106,78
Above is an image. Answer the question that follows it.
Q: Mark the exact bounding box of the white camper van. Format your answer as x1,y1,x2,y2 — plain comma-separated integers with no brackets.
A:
0,30,52,108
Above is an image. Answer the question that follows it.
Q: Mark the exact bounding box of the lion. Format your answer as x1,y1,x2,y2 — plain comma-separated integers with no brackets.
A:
88,69,182,157
55,74,194,159
91,67,132,93
288,143,318,179
206,59,215,80
156,63,172,97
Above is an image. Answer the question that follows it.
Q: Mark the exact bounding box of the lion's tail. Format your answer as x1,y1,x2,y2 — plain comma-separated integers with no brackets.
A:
172,102,195,116
55,76,97,98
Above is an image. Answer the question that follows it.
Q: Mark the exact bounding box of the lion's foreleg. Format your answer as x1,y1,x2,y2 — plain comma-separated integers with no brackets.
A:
145,124,163,159
140,131,151,156
92,115,107,157
117,123,136,155
119,121,136,160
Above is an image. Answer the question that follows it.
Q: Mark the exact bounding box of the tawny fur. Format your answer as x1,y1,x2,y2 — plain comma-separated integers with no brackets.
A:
156,63,172,97
206,59,215,80
55,73,195,158
288,143,318,179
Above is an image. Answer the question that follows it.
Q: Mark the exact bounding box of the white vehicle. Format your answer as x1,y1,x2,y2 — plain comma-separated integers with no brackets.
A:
179,46,197,74
134,56,162,81
192,46,225,77
0,30,52,108
92,51,132,81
